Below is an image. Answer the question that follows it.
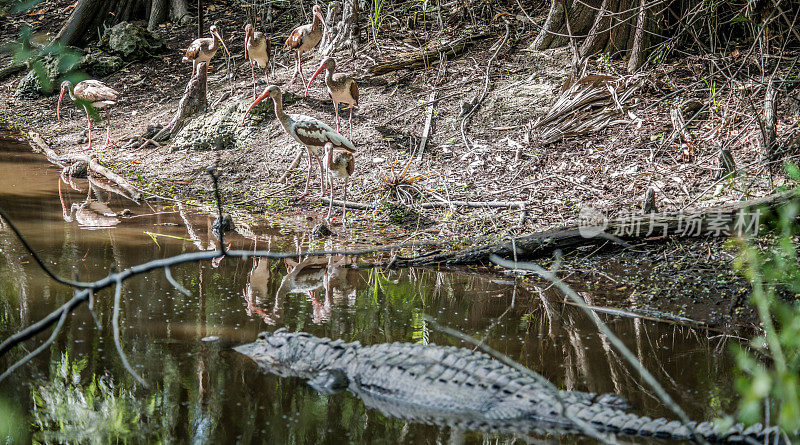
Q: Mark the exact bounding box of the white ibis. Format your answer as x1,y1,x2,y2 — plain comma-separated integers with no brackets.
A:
57,80,119,150
305,57,359,137
244,24,271,99
241,85,356,200
283,5,327,86
183,25,231,80
321,142,355,224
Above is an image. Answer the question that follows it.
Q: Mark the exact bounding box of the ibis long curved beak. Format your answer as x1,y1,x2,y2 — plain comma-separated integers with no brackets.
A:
316,11,329,41
213,29,231,57
305,63,326,97
57,86,66,121
241,89,270,124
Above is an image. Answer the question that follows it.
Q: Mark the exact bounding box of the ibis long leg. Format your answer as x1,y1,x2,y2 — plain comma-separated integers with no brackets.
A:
334,102,340,132
342,178,348,226
327,175,334,221
290,52,300,84
348,107,353,140
103,108,111,149
251,62,257,99
84,105,92,151
298,147,313,200
315,154,325,198
298,54,307,86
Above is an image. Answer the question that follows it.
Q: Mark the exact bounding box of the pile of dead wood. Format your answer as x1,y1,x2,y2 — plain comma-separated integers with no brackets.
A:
529,74,642,145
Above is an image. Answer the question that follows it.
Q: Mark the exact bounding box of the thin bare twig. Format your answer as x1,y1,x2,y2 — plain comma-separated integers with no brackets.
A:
112,279,146,386
164,266,191,297
0,300,69,383
459,20,510,151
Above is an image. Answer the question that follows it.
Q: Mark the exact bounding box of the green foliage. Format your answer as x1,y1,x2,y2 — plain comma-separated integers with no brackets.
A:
731,174,800,433
30,350,164,444
370,0,388,38
703,78,721,113
0,396,26,443
650,42,672,66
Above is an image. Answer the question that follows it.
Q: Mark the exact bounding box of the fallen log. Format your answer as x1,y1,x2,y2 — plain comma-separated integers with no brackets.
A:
392,189,799,267
27,131,142,201
0,62,25,81
318,197,373,210
314,198,525,211
367,33,491,76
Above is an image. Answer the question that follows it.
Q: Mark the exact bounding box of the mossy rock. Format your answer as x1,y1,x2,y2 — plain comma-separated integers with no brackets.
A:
15,48,84,99
172,98,270,151
100,22,165,60
171,92,299,151
80,49,124,77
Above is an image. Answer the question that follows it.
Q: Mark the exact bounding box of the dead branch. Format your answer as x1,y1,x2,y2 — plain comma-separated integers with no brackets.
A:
419,200,525,209
367,33,492,76
318,197,373,210
417,62,446,162
27,131,142,201
530,74,641,145
278,150,304,183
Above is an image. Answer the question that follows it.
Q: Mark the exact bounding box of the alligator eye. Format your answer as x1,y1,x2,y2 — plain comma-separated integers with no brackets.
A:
257,332,268,340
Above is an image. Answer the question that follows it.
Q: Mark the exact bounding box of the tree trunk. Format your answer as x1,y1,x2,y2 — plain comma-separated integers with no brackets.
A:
532,0,655,73
56,0,112,47
197,0,204,39
56,0,190,46
761,80,778,160
170,0,191,24
320,0,360,57
148,0,168,30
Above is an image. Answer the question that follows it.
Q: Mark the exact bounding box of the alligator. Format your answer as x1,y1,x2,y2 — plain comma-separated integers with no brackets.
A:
234,329,785,443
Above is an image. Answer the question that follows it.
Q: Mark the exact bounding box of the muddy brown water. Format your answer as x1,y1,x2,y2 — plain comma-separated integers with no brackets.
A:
0,135,740,443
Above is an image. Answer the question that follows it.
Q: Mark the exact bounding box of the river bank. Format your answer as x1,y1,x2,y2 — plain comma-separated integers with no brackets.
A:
1,0,791,329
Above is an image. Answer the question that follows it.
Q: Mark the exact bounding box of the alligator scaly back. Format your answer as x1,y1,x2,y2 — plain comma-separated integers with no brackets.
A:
235,330,786,443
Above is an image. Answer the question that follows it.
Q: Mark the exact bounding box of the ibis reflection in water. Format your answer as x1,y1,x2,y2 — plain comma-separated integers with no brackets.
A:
243,244,357,325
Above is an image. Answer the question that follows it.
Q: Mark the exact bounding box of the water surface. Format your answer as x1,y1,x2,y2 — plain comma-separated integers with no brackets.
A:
0,134,740,443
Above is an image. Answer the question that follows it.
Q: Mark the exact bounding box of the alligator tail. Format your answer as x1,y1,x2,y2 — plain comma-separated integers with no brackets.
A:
572,407,786,444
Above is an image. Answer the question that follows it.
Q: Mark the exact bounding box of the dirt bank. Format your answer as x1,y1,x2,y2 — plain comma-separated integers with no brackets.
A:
0,1,792,328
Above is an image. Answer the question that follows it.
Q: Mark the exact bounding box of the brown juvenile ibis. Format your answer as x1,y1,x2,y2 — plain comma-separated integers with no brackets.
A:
183,25,231,80
57,79,119,150
321,142,355,224
241,85,356,200
283,5,327,87
244,24,271,99
305,57,358,137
